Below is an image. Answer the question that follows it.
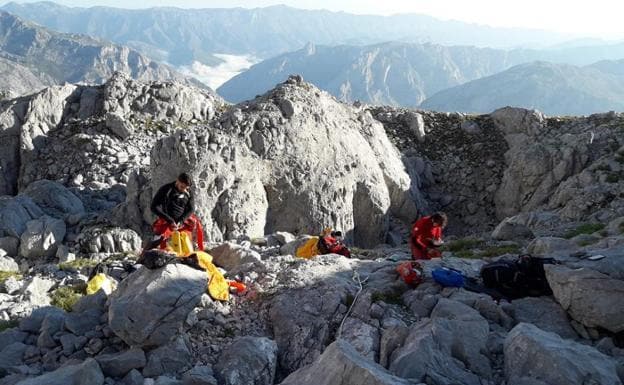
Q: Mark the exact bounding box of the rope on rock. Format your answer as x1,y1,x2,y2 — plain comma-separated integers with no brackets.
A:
336,269,369,339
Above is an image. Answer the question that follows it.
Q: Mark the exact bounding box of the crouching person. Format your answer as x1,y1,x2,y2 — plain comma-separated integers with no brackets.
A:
410,212,447,260
318,229,351,258
149,172,204,251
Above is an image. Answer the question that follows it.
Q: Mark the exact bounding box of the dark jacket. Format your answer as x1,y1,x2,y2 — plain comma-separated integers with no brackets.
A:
150,182,194,224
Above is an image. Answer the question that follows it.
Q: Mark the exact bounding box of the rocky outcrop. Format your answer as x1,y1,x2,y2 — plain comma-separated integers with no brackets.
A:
150,76,415,246
0,73,223,202
505,323,622,385
280,340,416,385
19,216,66,259
15,358,104,385
214,337,278,385
108,264,207,348
545,265,624,333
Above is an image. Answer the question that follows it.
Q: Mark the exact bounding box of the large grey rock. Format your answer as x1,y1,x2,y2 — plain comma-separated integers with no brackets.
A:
149,80,415,247
378,317,409,368
208,242,261,271
527,237,578,257
96,348,146,378
22,276,55,306
492,216,534,240
510,297,577,339
280,340,415,385
21,180,85,219
545,265,624,333
0,329,28,347
339,317,380,362
405,111,426,142
0,342,27,376
0,255,19,272
214,337,278,385
143,335,192,377
105,112,135,139
108,264,206,348
389,299,491,384
0,196,43,238
15,358,104,385
0,236,20,257
268,261,352,375
18,306,65,333
505,323,622,385
77,226,142,254
19,216,66,259
182,365,217,385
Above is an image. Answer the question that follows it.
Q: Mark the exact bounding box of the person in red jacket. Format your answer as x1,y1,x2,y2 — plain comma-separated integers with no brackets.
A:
410,212,447,260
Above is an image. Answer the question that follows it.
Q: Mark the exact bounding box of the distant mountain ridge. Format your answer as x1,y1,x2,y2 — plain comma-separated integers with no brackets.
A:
217,41,624,107
1,1,574,66
420,60,624,115
0,11,206,98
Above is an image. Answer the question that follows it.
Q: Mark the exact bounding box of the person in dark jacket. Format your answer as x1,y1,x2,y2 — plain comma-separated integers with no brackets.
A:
149,173,203,250
410,212,447,260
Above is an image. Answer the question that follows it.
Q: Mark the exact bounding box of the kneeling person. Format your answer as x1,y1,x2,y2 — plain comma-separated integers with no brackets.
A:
150,172,203,250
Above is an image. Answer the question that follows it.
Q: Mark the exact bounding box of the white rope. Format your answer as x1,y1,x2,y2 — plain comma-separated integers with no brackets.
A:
336,270,369,339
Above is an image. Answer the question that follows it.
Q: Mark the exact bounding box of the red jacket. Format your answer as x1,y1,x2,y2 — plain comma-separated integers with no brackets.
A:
411,216,442,250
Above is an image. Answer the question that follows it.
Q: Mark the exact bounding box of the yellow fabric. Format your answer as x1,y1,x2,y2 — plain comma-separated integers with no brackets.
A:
296,237,320,259
167,230,194,257
167,232,230,301
86,273,116,295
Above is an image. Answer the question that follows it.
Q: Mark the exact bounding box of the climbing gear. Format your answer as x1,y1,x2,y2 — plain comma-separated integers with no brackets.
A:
296,237,321,259
396,261,424,286
432,267,465,287
336,270,369,339
480,254,557,298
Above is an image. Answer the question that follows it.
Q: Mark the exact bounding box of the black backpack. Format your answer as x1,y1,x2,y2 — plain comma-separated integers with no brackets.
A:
138,249,178,269
480,254,557,299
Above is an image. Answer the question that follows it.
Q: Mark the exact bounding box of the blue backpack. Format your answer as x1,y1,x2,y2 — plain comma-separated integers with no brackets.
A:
432,267,465,287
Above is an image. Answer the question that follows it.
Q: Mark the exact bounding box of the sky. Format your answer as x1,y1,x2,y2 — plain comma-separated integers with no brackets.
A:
7,0,624,40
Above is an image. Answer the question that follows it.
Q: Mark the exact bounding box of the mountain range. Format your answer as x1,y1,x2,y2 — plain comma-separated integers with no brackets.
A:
218,41,624,111
1,1,575,66
420,60,624,115
0,11,203,98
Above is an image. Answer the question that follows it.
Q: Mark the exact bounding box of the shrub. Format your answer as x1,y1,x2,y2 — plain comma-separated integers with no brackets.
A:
58,258,98,272
442,238,484,252
50,286,82,312
563,223,606,239
0,271,22,284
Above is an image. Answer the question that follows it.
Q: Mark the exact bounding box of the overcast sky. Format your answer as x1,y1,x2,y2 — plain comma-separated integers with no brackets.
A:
7,0,624,39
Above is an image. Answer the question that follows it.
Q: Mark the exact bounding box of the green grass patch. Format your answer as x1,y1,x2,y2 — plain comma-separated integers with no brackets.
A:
455,250,477,259
578,239,600,247
50,286,83,312
606,173,621,183
0,271,22,284
0,319,19,332
442,238,485,252
371,291,403,306
58,258,99,271
480,244,520,258
564,223,606,239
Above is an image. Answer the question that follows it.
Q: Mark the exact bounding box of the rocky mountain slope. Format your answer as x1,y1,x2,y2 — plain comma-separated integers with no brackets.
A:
421,60,624,115
1,1,572,66
218,42,624,108
0,75,623,385
0,11,205,98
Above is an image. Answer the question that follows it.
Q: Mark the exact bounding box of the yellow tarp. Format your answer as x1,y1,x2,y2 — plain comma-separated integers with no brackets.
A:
295,237,320,259
86,273,116,295
168,231,230,302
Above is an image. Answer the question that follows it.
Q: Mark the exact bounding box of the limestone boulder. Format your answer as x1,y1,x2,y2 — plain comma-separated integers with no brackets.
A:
0,196,43,238
504,323,622,385
208,242,261,271
545,265,624,333
280,340,416,385
21,180,84,220
214,337,278,385
15,358,104,385
149,79,414,247
509,297,576,339
19,216,66,259
108,264,206,348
